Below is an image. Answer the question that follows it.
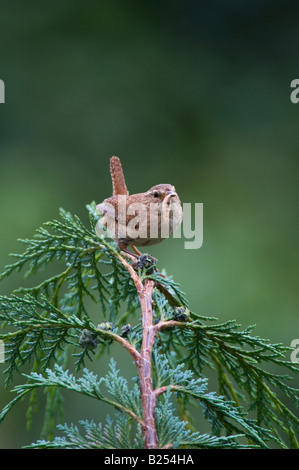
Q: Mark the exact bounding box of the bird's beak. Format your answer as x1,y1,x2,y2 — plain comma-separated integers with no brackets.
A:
161,190,176,201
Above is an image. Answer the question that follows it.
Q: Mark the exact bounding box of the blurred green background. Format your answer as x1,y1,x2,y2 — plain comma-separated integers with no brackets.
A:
0,0,298,448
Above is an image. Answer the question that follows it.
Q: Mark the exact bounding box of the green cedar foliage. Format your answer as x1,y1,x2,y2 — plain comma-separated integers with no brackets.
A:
0,203,298,448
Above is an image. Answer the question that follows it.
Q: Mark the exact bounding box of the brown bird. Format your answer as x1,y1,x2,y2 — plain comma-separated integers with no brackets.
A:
96,156,183,258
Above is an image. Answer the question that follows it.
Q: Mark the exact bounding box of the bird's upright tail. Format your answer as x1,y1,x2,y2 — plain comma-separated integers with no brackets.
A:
110,156,129,196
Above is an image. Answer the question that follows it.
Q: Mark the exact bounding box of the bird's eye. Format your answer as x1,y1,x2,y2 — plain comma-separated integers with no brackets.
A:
153,191,159,198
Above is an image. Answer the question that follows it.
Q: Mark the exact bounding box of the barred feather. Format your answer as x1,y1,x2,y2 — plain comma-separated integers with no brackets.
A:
110,156,128,196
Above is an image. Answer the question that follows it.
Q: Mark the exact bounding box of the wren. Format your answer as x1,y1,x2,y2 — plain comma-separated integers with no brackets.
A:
96,156,183,258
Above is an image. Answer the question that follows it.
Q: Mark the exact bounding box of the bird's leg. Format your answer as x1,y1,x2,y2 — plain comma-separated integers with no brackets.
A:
118,242,140,260
131,245,142,257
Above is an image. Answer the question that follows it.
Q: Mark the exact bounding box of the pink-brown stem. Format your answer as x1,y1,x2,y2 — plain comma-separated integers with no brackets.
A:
104,331,142,364
115,252,189,448
116,253,159,448
138,278,158,449
154,384,183,398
